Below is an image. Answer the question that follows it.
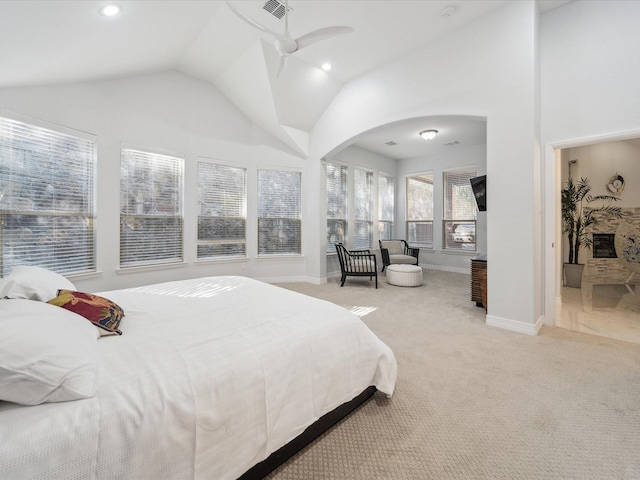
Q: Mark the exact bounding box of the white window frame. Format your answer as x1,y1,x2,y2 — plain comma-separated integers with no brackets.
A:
0,114,96,276
443,166,477,252
378,172,395,242
326,161,348,253
406,173,434,249
197,159,247,260
119,147,184,268
257,168,302,256
354,166,374,249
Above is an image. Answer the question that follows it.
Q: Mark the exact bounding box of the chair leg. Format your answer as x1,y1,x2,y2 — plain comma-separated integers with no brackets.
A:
340,274,346,287
375,274,378,289
381,265,386,272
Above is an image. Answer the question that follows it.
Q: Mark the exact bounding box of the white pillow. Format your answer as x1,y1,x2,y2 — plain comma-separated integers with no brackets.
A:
0,279,14,298
0,299,98,405
1,266,76,301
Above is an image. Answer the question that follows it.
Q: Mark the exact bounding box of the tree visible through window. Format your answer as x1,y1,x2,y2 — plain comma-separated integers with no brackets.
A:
443,167,477,251
378,173,394,241
120,148,184,267
197,161,246,259
326,162,347,252
258,169,301,255
0,116,96,276
406,173,434,248
354,168,373,249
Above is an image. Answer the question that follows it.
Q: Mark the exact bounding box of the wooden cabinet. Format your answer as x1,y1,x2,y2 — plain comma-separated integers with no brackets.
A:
471,255,487,310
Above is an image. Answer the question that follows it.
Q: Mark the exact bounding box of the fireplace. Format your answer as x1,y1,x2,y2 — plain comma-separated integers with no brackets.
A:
592,233,617,259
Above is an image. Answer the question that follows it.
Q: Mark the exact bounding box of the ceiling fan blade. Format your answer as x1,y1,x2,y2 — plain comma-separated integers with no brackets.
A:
295,26,354,51
225,1,280,39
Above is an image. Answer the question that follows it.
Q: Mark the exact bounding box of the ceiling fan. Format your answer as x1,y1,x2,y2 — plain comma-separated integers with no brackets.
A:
226,0,354,77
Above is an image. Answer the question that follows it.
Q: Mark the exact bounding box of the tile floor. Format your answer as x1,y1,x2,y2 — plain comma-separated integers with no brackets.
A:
556,281,640,345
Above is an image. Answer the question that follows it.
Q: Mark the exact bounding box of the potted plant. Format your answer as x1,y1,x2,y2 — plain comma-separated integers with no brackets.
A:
561,177,623,287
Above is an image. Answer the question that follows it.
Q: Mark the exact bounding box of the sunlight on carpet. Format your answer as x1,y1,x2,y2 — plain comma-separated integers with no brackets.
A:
347,306,377,317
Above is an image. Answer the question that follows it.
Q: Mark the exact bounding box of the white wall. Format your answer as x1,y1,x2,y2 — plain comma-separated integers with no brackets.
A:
541,0,640,322
0,71,310,292
398,143,487,273
311,1,540,334
564,141,640,207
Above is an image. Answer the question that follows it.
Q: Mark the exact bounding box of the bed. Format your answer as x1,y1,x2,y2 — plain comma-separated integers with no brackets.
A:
0,269,397,479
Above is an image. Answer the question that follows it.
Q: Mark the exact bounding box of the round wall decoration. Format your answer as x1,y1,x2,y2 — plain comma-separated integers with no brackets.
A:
607,173,625,195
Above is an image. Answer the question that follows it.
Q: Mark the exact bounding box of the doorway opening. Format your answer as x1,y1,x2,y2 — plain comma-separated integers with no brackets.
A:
553,136,640,344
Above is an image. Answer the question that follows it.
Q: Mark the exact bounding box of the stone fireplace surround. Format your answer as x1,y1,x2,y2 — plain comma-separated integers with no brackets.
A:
584,207,640,284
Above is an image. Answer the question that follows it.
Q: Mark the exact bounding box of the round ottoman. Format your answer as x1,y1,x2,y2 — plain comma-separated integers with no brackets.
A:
386,264,423,287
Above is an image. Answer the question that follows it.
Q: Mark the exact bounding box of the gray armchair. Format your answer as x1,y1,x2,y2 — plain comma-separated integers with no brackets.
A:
335,243,378,288
379,239,419,272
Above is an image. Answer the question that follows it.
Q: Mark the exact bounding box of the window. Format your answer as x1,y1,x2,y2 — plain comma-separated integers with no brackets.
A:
354,168,373,249
197,161,246,259
326,162,347,252
443,167,477,251
120,148,183,268
258,169,301,255
378,173,394,241
0,116,96,276
406,173,434,248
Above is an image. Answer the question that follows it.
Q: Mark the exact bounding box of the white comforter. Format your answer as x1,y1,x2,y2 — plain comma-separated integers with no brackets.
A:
0,276,397,479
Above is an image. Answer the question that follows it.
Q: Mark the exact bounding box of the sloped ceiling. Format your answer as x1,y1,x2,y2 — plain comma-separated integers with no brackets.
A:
0,0,573,158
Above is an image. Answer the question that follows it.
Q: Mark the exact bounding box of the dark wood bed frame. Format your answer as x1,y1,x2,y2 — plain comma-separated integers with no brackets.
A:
238,386,377,479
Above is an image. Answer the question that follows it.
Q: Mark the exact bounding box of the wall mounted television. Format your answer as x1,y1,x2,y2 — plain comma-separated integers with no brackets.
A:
470,175,486,212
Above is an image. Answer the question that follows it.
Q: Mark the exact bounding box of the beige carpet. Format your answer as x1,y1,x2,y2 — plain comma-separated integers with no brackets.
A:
268,270,640,479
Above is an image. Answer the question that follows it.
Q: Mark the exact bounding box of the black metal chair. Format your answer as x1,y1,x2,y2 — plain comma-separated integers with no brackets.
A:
379,239,419,272
334,243,378,288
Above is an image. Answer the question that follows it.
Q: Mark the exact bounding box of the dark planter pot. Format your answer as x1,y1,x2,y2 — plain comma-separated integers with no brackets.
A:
563,263,585,288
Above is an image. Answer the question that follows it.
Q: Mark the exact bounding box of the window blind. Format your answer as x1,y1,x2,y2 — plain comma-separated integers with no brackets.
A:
258,169,301,255
197,161,246,258
406,173,434,248
443,167,477,251
378,173,394,241
354,168,373,249
326,162,347,252
120,148,183,267
0,116,96,276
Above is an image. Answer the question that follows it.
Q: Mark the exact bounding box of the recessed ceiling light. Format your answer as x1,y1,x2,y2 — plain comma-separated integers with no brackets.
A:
100,4,122,17
321,63,332,71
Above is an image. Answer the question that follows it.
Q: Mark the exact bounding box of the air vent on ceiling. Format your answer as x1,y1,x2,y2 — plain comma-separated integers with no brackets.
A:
385,141,398,146
263,0,290,19
443,140,460,146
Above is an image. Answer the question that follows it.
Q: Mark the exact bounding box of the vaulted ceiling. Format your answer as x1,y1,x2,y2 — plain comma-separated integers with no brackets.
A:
0,0,572,158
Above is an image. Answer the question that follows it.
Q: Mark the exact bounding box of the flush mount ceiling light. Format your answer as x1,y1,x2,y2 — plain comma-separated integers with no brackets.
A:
441,5,456,17
419,129,439,141
99,4,122,17
321,63,332,71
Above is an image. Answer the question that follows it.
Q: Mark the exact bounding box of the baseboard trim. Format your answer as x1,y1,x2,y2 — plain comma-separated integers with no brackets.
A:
421,263,469,275
486,314,542,336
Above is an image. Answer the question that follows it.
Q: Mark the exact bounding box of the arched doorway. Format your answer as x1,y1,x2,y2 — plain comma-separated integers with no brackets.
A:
321,115,487,284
